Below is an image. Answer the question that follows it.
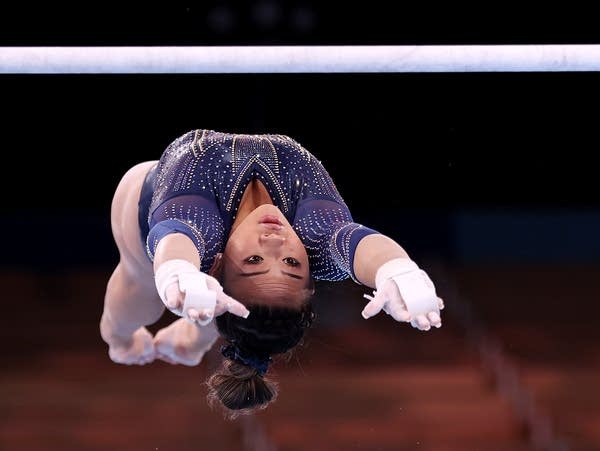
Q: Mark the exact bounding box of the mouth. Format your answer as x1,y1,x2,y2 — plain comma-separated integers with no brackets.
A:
259,215,283,226
259,215,283,231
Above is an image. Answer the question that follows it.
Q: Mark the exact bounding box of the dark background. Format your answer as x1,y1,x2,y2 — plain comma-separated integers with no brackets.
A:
2,2,600,268
2,3,600,451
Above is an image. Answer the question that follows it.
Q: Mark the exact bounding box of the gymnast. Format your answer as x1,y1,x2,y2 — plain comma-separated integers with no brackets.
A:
99,128,444,417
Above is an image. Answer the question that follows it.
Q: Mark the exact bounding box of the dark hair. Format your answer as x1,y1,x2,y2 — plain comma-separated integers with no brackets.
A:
206,301,314,419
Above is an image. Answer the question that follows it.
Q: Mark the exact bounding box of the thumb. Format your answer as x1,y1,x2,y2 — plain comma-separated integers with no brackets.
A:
361,291,386,319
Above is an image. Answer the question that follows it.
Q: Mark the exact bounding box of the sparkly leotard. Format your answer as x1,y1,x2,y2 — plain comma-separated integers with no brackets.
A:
142,129,378,282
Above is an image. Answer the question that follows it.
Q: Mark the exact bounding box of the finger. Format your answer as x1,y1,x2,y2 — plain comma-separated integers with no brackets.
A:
415,314,431,331
361,291,386,319
427,311,442,328
386,301,411,322
206,275,250,318
198,308,214,323
165,283,184,310
187,308,200,321
184,308,214,326
196,317,213,326
216,292,250,318
438,297,445,310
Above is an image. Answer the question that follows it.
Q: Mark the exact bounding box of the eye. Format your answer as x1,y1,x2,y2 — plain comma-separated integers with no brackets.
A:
283,257,300,267
245,255,264,264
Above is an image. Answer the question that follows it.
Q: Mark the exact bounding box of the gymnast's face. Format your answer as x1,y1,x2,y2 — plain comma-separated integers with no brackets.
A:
220,204,311,308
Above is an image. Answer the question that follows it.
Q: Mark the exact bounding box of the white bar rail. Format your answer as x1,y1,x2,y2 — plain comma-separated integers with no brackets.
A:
2,45,600,73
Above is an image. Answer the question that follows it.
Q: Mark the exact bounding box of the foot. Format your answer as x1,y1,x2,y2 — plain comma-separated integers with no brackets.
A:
108,327,155,365
154,318,219,366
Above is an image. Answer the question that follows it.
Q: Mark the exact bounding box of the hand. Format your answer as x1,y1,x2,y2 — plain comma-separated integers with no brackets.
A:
164,273,250,324
362,258,444,331
156,259,250,325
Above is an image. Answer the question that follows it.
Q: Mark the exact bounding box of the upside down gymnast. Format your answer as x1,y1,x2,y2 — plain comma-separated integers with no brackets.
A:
100,129,444,417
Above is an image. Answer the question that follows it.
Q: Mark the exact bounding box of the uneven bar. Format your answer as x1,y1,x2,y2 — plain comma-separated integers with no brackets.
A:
2,45,600,73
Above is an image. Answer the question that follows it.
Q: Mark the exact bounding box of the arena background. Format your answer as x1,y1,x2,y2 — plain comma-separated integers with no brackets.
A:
1,4,599,451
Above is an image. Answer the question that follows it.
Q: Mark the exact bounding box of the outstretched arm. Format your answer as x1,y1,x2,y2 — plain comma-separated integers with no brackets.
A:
154,232,201,269
353,234,443,331
352,234,409,288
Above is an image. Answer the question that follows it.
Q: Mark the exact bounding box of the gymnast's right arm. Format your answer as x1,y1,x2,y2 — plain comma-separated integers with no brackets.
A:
145,130,249,323
147,216,249,325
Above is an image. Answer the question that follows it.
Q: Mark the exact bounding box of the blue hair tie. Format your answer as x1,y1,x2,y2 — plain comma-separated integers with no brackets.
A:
220,345,272,376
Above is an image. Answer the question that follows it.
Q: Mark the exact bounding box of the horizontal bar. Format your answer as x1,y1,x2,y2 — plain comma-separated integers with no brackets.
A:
2,45,600,73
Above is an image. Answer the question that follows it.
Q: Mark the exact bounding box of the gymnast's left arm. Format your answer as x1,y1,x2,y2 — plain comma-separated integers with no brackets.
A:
353,234,444,331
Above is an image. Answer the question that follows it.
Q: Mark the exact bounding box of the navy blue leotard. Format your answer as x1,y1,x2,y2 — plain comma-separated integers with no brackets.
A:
139,129,379,282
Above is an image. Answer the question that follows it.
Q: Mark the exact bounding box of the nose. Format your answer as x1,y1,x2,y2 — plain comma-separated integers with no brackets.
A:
259,233,286,248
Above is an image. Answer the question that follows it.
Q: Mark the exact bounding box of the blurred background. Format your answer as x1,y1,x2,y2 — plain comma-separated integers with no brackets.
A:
1,3,599,450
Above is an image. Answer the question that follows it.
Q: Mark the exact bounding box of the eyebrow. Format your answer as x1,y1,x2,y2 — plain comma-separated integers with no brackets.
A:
239,270,270,277
238,269,304,280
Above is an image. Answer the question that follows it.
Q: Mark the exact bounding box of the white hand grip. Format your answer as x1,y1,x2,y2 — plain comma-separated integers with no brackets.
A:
390,271,439,319
178,271,217,325
376,258,439,323
155,259,217,325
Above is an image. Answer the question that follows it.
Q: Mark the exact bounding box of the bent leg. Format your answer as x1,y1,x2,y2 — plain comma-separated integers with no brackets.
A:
99,160,164,365
100,263,163,365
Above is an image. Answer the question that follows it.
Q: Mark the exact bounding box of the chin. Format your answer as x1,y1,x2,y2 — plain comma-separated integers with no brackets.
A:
257,204,281,213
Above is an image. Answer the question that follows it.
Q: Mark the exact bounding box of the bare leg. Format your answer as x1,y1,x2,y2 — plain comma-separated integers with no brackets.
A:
154,318,219,366
99,160,164,365
100,263,163,365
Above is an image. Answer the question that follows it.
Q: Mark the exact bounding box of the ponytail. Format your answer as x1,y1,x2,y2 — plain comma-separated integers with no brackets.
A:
206,356,278,419
206,302,314,418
